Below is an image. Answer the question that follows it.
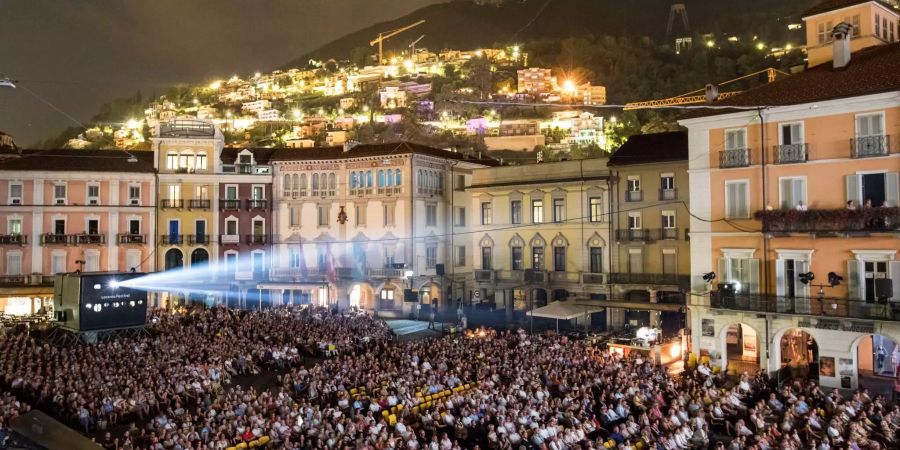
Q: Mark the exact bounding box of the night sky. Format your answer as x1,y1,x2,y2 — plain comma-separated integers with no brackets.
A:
0,0,443,146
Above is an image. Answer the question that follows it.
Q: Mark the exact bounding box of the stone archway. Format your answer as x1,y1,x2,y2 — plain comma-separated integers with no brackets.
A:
720,322,760,375
776,328,819,382
164,248,183,271
348,283,375,310
190,248,209,267
531,288,548,308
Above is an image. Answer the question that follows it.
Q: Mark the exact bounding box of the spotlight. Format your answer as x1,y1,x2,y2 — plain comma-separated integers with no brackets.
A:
702,272,716,283
827,272,843,287
799,272,815,285
109,280,120,289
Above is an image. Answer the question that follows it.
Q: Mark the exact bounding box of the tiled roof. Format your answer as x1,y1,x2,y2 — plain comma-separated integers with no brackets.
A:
269,141,501,166
685,42,900,118
0,149,155,172
608,132,688,166
803,0,896,17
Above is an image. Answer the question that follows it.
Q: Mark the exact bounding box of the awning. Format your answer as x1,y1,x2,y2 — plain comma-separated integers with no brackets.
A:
526,301,604,320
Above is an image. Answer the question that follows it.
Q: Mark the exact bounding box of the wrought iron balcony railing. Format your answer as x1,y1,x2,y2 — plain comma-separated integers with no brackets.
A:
659,188,677,201
608,272,689,287
75,234,105,245
160,234,183,245
160,199,184,209
118,234,145,244
0,234,26,245
625,190,643,202
719,148,750,168
189,199,211,209
710,291,900,322
851,135,891,158
247,199,268,210
616,229,652,242
774,143,808,164
220,200,241,210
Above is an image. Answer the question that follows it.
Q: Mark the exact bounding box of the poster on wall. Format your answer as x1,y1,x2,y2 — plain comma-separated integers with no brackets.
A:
838,358,854,377
820,356,836,377
741,326,757,359
701,319,715,337
841,376,851,388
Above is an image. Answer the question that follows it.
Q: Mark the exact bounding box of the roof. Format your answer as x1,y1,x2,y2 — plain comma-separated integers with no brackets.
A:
526,301,604,320
220,147,277,165
269,141,501,166
684,42,900,119
0,149,155,173
607,131,688,166
802,0,896,17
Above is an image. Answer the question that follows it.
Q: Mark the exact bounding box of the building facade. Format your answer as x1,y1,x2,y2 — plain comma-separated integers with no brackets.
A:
681,3,900,390
0,149,156,314
607,132,691,334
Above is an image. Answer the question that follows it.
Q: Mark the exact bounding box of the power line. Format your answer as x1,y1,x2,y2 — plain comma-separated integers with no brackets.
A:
450,99,769,111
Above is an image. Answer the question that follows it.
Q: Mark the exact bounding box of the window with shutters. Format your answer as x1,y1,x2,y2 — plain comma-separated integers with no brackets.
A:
725,129,747,150
856,113,884,137
481,246,492,270
8,183,22,205
510,200,522,224
718,251,759,294
779,177,807,210
553,247,566,272
456,207,466,227
51,252,66,274
589,197,603,222
455,246,466,266
531,200,544,223
481,202,492,225
355,205,366,226
425,245,437,269
126,250,141,272
384,203,395,226
628,249,642,274
589,247,603,273
532,246,544,270
8,218,22,235
552,198,565,223
725,180,750,218
289,207,301,227
511,246,523,271
317,205,329,227
848,254,900,303
662,250,677,275
780,123,803,145
5,251,22,276
425,204,437,227
84,250,100,272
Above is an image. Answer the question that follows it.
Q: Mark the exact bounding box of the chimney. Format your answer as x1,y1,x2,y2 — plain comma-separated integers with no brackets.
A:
705,84,719,103
343,139,360,153
831,22,852,69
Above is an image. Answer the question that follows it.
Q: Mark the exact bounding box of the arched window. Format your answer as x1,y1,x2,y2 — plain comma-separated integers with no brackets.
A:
437,172,443,190
298,174,306,196
366,171,373,188
377,170,385,187
386,170,393,187
328,173,336,195
417,169,423,187
311,173,320,196
166,152,178,169
283,174,292,196
350,172,358,189
179,151,193,170
395,169,402,187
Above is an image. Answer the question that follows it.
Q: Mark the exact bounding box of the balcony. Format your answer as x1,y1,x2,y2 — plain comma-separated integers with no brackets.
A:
851,135,891,158
117,234,145,244
41,234,70,245
497,270,525,282
549,271,579,282
658,188,677,201
189,234,210,245
616,229,652,242
368,267,407,278
376,187,403,196
625,190,643,202
709,291,900,322
160,234,183,245
219,234,240,245
188,199,211,210
719,148,750,168
160,199,184,209
0,234,26,245
246,234,267,245
0,275,25,285
608,272,689,287
474,269,495,282
582,273,606,284
75,234,105,245
220,200,241,210
774,143,808,164
271,267,321,281
247,199,268,210
659,227,680,240
754,207,900,234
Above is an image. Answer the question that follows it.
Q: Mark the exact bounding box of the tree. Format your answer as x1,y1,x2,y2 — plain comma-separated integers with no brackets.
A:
349,46,372,68
465,57,493,100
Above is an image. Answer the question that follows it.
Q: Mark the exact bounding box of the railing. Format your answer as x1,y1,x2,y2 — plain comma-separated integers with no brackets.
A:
220,200,241,210
625,190,643,202
160,234,183,245
0,235,26,245
189,199,211,209
616,229,652,242
118,234,145,244
530,270,547,283
246,234,267,245
270,267,318,280
549,271,579,282
237,164,253,174
851,135,891,158
608,272,688,286
417,187,443,196
755,207,900,233
710,291,900,322
376,187,403,196
41,234,70,245
659,188,676,201
160,199,184,209
247,199,268,210
367,267,407,278
774,143,808,164
719,148,750,168
474,269,495,282
349,188,374,196
219,234,240,244
582,273,606,284
660,227,680,240
189,234,210,245
0,275,26,285
75,234,104,245
497,270,524,282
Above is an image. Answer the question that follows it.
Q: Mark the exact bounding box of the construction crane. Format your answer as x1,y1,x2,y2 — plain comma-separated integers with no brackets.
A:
623,68,788,110
0,78,15,89
370,20,426,65
408,34,425,60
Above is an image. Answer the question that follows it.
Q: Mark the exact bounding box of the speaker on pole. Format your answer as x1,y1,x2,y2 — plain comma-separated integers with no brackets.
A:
436,264,445,276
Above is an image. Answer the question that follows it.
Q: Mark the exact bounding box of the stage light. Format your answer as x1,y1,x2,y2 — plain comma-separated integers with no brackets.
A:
702,272,716,283
828,272,843,287
799,272,815,285
109,280,120,289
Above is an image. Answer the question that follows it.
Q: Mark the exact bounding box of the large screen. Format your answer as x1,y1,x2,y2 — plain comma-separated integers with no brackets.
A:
77,273,147,331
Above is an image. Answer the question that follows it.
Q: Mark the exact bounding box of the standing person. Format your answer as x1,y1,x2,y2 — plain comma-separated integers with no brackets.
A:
428,308,436,330
461,313,467,330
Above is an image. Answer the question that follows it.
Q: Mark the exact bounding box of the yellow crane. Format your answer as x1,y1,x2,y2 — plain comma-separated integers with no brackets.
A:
623,67,788,110
370,20,426,65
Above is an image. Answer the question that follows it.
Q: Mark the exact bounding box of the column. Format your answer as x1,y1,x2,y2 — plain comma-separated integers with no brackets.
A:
31,179,44,274
108,180,120,271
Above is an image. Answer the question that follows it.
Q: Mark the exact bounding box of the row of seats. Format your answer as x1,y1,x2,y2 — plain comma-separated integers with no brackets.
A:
224,435,271,450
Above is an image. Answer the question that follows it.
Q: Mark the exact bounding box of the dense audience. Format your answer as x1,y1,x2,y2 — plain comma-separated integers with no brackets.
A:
0,306,897,450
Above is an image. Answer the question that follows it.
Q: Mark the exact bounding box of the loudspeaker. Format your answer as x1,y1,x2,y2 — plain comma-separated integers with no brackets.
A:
436,264,445,276
524,268,534,283
875,278,893,299
403,289,417,302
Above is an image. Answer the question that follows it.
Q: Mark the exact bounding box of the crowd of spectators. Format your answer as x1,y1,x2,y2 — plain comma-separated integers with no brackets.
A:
0,306,898,450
